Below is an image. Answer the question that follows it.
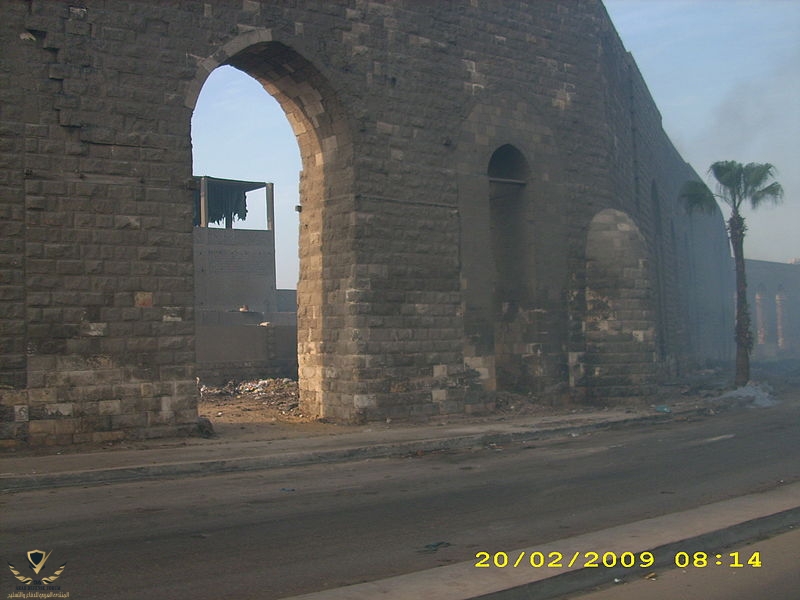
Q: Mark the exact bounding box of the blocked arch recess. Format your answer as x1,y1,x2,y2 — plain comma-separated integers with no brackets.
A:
583,209,657,399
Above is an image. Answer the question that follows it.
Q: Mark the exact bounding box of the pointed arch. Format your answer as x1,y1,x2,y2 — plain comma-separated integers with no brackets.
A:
186,33,355,418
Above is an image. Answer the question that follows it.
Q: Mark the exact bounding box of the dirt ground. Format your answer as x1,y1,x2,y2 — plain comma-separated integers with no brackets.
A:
197,360,800,428
198,378,309,424
5,361,796,457
196,378,623,427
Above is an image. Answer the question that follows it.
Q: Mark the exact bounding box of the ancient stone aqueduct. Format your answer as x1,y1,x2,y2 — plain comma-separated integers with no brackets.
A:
1,0,734,446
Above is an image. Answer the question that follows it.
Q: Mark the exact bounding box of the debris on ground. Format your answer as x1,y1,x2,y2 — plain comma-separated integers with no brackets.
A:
198,378,311,424
195,364,790,430
419,541,452,553
717,382,778,408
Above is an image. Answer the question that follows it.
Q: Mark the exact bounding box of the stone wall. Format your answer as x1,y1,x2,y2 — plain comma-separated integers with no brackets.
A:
0,0,733,445
194,227,276,315
195,321,298,385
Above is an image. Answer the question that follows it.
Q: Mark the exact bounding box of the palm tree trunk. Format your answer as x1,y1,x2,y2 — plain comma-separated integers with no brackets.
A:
728,212,751,386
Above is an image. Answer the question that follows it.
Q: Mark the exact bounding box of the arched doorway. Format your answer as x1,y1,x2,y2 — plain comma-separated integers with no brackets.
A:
186,35,354,419
583,209,656,401
190,65,301,386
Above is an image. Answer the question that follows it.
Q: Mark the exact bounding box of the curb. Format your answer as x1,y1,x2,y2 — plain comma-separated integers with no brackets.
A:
0,398,756,493
471,506,800,599
277,482,800,600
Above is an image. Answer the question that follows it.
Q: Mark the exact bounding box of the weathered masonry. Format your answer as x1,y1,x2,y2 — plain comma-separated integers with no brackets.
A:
0,1,733,445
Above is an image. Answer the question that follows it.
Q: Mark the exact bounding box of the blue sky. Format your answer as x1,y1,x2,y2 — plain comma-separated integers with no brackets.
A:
192,1,800,289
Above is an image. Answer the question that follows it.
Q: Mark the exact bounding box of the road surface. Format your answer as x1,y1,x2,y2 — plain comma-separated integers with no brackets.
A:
2,400,798,599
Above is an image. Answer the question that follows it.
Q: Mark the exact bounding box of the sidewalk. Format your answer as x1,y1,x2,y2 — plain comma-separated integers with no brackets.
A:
277,482,800,600
565,526,800,600
0,393,748,493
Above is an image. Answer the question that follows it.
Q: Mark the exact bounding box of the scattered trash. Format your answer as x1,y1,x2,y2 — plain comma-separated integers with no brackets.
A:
717,383,778,408
199,378,305,422
644,572,658,580
654,405,672,414
280,487,295,492
613,577,625,584
419,541,452,553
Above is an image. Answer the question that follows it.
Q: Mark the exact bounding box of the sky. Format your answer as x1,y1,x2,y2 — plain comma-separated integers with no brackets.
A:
191,1,800,290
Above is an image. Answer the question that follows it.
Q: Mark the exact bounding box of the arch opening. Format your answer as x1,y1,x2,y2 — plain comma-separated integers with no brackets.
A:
189,39,353,419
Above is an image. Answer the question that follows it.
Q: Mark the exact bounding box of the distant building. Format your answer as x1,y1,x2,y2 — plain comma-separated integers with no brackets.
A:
746,259,800,359
193,177,297,383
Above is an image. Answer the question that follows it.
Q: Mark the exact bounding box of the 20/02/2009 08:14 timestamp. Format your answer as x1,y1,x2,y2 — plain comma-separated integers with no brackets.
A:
473,550,762,569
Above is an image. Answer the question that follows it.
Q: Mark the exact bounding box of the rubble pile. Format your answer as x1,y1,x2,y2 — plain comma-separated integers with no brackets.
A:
199,378,307,423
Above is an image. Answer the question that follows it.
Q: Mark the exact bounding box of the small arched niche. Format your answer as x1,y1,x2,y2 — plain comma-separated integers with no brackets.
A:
488,144,529,315
487,144,531,390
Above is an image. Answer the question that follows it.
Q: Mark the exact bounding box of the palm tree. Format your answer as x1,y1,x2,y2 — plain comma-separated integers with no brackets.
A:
680,161,783,387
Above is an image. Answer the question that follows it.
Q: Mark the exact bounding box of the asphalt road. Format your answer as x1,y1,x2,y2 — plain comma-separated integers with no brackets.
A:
2,400,798,600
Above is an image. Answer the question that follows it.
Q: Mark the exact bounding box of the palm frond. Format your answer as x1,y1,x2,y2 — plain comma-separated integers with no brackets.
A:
679,179,717,214
709,160,742,188
749,179,784,208
709,161,743,209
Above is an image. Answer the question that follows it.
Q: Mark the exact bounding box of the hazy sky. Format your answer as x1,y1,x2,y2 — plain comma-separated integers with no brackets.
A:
192,0,800,289
604,0,799,265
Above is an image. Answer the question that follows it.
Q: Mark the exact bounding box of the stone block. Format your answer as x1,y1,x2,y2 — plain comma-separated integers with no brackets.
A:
91,430,126,443
98,400,122,415
43,403,74,417
28,419,56,435
111,413,147,429
14,404,29,422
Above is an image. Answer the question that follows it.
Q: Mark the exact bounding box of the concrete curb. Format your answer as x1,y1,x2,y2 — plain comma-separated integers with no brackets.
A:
277,482,800,600
471,506,800,600
0,411,684,492
0,396,760,493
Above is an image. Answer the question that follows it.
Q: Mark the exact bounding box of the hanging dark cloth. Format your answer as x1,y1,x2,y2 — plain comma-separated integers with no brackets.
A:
193,176,265,228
